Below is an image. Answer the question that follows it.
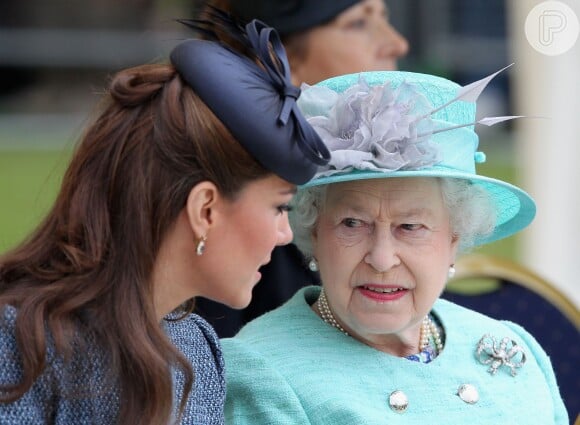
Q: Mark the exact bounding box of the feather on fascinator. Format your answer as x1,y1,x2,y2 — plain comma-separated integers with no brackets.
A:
297,67,536,245
170,10,330,185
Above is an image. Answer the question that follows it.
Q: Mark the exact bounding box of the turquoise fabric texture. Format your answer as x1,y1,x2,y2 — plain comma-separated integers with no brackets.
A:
222,286,568,425
296,71,536,245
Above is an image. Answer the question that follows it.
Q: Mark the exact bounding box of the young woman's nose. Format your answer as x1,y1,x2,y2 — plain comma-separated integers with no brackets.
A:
277,214,294,246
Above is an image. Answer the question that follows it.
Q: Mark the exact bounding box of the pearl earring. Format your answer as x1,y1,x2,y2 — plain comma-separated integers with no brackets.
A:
308,258,319,272
196,236,207,256
448,264,456,279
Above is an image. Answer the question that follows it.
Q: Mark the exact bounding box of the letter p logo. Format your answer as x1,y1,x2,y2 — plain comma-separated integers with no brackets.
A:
539,10,567,46
525,1,579,56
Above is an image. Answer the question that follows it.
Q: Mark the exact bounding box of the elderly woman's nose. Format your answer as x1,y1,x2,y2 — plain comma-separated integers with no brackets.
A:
363,231,401,272
277,215,294,246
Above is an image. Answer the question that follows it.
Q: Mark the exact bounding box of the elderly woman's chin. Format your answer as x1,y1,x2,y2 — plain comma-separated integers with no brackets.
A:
344,272,451,331
333,294,433,341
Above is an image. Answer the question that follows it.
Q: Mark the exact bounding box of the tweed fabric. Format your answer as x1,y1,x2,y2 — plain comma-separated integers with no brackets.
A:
223,286,568,424
0,306,225,424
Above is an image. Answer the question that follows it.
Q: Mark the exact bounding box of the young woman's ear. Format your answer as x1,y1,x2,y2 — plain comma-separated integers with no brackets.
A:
185,181,220,238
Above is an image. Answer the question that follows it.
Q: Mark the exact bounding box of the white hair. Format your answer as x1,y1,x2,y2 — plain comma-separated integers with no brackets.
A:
289,177,496,258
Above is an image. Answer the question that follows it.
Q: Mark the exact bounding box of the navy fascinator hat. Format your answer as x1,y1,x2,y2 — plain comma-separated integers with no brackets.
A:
170,14,330,185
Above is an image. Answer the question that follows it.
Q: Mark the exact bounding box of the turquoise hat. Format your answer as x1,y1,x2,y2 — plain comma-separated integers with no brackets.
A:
296,70,536,246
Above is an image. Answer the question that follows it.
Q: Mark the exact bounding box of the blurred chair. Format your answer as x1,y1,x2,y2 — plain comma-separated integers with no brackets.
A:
442,253,580,421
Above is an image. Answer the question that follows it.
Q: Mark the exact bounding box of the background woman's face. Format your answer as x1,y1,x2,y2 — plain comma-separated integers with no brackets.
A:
290,0,408,85
312,178,458,346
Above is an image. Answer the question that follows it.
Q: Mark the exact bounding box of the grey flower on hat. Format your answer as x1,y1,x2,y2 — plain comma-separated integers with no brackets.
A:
298,77,441,179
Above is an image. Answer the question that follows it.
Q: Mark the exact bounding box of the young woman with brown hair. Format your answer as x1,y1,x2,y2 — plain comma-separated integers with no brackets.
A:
0,17,329,424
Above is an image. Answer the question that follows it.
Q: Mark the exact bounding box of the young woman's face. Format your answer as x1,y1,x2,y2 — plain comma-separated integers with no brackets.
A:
290,0,408,85
199,175,296,309
312,178,458,349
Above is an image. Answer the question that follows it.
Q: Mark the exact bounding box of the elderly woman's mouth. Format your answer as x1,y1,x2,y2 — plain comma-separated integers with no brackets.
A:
357,285,408,301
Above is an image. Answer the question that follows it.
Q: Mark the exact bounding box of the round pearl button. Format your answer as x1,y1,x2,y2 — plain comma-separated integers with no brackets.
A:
389,390,409,413
457,383,479,404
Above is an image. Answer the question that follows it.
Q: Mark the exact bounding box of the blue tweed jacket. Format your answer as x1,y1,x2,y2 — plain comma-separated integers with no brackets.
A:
223,286,569,424
0,306,225,424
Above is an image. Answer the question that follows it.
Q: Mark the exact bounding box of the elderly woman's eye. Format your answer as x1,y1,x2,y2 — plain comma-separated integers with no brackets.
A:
342,218,363,228
401,223,422,231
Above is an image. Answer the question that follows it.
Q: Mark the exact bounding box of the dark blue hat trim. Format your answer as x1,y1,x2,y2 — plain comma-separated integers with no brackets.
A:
232,0,361,36
170,19,330,185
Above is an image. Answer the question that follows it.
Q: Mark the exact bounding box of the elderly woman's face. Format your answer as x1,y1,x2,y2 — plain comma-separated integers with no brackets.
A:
289,0,408,85
312,178,458,345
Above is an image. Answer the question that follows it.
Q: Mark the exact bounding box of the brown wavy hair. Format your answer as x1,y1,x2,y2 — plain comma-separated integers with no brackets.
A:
0,63,269,423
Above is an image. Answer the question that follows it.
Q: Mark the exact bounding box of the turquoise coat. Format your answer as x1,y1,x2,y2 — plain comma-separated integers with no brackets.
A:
222,286,568,424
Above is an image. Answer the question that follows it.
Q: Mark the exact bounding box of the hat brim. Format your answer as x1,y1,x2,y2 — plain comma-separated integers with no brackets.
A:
300,167,536,246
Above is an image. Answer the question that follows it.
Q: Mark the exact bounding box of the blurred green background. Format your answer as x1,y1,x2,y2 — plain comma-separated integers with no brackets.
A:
0,149,71,251
0,138,518,258
0,0,523,263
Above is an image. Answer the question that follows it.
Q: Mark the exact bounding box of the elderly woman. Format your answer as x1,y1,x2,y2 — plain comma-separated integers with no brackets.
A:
222,70,568,424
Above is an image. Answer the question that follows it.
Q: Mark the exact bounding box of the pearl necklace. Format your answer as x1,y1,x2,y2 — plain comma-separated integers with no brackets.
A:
317,288,349,336
419,315,444,353
316,288,444,354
